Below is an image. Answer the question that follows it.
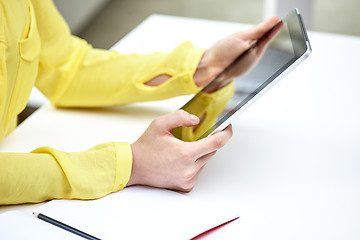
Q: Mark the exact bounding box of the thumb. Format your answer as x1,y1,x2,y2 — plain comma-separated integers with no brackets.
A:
156,110,200,131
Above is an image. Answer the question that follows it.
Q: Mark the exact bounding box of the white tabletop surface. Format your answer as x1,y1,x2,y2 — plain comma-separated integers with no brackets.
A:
1,14,360,239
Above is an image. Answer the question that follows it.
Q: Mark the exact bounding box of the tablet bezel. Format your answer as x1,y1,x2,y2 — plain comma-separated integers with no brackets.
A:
175,9,312,141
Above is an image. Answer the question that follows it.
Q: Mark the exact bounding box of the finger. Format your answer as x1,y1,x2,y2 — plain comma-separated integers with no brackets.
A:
188,151,216,191
195,150,217,169
182,158,211,192
256,21,283,53
153,110,199,132
244,16,280,40
190,124,233,159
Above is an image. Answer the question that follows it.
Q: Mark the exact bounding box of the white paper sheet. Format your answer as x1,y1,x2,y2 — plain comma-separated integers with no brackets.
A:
35,186,239,240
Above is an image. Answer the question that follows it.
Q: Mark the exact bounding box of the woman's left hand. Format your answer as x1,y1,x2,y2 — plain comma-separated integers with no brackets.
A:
193,16,280,87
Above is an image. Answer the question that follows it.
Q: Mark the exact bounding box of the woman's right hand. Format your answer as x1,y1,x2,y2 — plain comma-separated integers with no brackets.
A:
128,110,233,192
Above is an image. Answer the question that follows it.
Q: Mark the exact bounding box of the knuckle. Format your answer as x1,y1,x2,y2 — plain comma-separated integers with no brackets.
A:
177,109,187,115
179,180,195,192
150,117,164,129
183,169,196,181
214,136,225,149
151,117,160,126
176,109,187,118
176,169,197,192
182,186,194,193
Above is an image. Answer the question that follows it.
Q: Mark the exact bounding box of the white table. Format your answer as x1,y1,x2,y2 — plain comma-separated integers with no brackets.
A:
1,15,360,239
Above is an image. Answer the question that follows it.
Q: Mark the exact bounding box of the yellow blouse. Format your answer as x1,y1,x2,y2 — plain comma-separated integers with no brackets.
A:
0,0,204,205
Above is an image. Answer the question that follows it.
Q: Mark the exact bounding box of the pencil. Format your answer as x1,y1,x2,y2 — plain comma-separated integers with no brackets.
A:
33,212,101,240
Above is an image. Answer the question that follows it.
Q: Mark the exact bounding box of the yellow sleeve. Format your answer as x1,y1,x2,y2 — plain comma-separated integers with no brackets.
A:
0,142,132,205
0,0,203,206
32,0,204,107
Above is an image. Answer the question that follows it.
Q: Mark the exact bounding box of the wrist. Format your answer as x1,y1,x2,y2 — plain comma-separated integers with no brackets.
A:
193,51,217,87
127,143,140,186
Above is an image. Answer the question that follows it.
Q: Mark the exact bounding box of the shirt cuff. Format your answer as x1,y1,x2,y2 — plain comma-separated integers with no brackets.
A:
111,142,133,192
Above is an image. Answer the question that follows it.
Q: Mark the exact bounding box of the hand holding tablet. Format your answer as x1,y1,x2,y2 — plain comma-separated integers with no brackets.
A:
129,9,311,192
174,9,312,141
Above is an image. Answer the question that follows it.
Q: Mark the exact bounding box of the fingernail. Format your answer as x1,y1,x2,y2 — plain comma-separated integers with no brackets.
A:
189,113,199,123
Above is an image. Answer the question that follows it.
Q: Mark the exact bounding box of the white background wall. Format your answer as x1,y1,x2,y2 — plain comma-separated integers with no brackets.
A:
53,0,111,34
66,0,360,49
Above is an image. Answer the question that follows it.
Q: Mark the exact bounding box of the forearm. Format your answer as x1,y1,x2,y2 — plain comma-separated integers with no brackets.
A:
36,38,204,107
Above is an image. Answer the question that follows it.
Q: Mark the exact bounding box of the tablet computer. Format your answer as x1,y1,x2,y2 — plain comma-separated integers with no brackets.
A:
173,9,312,142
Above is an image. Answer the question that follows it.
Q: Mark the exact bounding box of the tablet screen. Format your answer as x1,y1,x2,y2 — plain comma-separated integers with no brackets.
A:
173,9,311,141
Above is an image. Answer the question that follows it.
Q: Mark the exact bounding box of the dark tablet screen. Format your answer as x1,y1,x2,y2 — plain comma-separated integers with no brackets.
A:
173,9,311,141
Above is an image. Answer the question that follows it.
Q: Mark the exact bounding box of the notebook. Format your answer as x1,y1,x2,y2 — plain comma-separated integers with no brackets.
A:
0,186,239,240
